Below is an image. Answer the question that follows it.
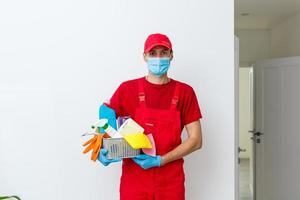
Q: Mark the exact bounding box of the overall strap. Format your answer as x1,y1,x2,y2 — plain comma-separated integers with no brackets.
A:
138,78,146,107
170,83,180,111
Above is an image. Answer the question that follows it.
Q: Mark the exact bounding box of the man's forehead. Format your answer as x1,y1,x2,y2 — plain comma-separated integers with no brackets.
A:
149,45,171,51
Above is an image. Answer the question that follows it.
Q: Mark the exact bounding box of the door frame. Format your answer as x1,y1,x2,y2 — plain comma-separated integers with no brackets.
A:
250,65,256,200
234,35,240,200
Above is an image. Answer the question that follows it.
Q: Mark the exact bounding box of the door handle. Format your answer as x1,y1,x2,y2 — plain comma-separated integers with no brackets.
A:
249,130,263,136
249,131,263,143
254,131,263,136
238,147,246,153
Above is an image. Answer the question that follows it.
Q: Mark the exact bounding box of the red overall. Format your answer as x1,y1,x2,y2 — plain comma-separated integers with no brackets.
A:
120,79,185,200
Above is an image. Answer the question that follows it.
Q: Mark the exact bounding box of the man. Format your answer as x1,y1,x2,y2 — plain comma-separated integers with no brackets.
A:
98,33,203,200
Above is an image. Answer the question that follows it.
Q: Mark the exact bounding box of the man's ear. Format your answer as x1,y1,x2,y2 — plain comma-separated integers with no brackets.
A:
170,52,173,61
143,53,147,62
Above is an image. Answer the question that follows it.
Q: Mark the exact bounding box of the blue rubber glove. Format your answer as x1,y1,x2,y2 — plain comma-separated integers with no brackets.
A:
132,154,161,170
98,148,122,166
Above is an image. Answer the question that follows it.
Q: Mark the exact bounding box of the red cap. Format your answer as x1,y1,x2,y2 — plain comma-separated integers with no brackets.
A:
144,33,172,53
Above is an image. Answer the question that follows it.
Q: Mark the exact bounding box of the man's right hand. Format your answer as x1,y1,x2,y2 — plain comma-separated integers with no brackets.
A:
98,148,122,166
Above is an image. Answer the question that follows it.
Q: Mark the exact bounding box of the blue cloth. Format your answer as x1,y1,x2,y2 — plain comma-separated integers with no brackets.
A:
147,57,170,77
99,104,117,133
98,148,122,166
132,154,161,169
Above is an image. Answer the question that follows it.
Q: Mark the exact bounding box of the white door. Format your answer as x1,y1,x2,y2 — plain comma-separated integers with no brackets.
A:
254,57,300,200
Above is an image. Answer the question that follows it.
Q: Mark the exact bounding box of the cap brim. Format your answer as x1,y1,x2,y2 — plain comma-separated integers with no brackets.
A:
144,43,171,53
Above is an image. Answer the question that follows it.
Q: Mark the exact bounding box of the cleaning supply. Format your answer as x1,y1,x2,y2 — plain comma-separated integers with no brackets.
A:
118,118,144,136
82,134,103,161
83,116,155,161
94,119,123,138
142,133,156,156
123,133,152,149
99,103,117,133
102,138,141,159
117,116,130,129
117,118,153,149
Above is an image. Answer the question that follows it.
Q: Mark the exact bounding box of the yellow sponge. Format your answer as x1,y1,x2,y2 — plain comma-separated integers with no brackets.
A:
123,133,152,149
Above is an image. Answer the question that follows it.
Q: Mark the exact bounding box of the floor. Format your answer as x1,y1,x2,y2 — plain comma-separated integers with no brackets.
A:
239,158,253,200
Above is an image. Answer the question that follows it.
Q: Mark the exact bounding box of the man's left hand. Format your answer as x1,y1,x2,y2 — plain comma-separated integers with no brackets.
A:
132,154,161,169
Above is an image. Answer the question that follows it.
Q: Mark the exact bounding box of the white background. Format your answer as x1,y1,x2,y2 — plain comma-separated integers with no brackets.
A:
0,0,235,199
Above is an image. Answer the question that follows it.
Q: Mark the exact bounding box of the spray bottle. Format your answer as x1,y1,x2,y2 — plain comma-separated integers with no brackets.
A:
92,119,123,138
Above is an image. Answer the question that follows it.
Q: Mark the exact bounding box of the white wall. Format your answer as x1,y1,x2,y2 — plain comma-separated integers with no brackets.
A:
236,11,300,62
0,0,235,199
270,12,300,58
235,30,270,67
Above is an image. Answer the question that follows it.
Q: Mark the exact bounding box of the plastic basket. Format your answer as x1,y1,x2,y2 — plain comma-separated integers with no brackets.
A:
102,138,141,159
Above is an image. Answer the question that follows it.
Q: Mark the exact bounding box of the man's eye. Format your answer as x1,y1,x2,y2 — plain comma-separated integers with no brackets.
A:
162,51,170,57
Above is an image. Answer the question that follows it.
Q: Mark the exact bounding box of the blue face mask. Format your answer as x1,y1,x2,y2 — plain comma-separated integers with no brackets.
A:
147,57,171,77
